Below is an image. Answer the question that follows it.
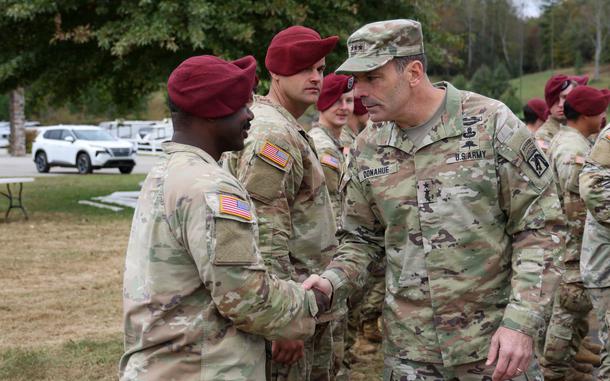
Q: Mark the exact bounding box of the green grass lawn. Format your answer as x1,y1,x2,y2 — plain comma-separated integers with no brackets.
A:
510,63,610,104
0,174,146,222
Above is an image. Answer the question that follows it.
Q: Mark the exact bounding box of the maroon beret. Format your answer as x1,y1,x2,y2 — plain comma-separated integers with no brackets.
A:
570,75,589,86
316,74,354,111
526,98,548,122
353,96,368,116
565,86,610,116
545,74,571,108
265,26,339,76
167,55,257,119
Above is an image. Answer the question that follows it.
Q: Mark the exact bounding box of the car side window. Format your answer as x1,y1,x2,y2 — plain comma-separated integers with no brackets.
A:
44,130,59,139
59,130,73,140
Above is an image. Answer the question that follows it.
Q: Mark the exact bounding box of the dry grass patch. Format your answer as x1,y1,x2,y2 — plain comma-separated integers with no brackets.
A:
0,213,130,350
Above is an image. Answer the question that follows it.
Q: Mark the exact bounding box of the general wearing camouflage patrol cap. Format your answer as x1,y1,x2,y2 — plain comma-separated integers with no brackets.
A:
336,19,424,74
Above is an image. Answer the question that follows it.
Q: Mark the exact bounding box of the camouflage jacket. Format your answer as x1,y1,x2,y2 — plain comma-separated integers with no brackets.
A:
120,142,318,381
579,125,610,288
224,96,337,281
340,125,357,154
548,127,592,283
309,123,346,224
321,83,564,366
535,117,563,154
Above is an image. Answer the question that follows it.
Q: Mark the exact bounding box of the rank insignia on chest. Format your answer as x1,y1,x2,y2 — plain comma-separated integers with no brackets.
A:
521,138,549,177
260,141,290,168
219,195,252,220
321,154,340,170
417,179,439,204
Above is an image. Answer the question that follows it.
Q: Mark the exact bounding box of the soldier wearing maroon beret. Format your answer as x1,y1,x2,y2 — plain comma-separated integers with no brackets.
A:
541,86,609,381
535,74,588,153
120,55,334,381
523,98,547,135
223,27,339,381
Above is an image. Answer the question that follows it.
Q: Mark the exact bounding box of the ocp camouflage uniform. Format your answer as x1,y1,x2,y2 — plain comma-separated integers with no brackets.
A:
580,125,610,380
535,117,564,154
119,142,319,381
340,126,357,156
309,122,348,380
309,123,345,224
321,82,564,379
541,127,594,380
224,95,337,381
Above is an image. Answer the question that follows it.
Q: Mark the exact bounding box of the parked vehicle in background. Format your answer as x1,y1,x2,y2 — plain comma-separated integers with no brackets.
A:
32,125,136,174
100,119,172,153
0,121,41,148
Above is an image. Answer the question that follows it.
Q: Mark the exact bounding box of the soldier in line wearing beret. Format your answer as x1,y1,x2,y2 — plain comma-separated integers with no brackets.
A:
541,86,610,381
304,19,565,381
341,96,370,151
308,73,354,380
119,55,329,381
535,74,588,153
223,26,339,381
522,98,547,135
579,118,610,381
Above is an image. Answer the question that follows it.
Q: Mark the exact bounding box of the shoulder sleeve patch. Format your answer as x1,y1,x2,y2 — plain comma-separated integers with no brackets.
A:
258,141,291,169
320,154,340,170
219,194,252,221
520,137,550,177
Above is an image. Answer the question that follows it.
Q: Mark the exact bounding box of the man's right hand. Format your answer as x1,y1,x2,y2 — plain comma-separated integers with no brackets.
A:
272,340,304,364
302,274,332,297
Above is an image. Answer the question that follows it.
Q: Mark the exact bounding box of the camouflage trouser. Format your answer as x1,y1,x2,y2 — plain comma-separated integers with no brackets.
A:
539,281,593,380
268,322,333,381
383,356,542,381
331,317,347,380
345,271,385,355
586,287,610,380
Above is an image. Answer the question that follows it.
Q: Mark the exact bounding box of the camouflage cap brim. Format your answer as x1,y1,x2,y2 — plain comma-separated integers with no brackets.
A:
335,55,393,74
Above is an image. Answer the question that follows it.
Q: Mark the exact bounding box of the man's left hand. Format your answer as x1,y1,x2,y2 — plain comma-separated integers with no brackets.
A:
485,326,533,381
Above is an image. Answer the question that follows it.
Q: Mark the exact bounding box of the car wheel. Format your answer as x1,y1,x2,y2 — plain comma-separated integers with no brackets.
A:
119,165,134,174
35,151,50,173
76,153,93,174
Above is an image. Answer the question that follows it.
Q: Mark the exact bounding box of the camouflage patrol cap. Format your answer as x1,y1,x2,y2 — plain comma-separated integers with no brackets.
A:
336,19,424,74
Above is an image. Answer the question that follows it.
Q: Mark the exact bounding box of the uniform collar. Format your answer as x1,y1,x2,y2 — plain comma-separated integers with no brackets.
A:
162,141,219,165
312,122,343,149
254,95,304,132
377,82,463,155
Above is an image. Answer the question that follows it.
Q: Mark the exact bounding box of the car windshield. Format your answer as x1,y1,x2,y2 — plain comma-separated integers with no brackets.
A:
73,129,116,141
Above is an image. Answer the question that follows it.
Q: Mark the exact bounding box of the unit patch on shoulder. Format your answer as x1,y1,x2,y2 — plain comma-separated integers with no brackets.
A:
521,138,549,177
259,141,290,168
321,154,340,170
219,195,252,220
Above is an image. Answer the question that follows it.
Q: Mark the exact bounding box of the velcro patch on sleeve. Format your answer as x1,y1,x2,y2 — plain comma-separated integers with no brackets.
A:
520,137,549,177
259,141,290,168
219,195,252,221
320,154,340,170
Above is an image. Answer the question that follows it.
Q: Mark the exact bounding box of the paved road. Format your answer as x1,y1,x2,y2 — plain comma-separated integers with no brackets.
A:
0,149,159,177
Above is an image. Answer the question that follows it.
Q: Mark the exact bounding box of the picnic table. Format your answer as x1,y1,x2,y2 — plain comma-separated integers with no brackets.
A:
0,177,34,221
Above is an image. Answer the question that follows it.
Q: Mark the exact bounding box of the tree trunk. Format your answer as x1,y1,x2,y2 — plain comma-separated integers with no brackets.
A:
9,87,26,157
466,0,474,72
593,0,603,81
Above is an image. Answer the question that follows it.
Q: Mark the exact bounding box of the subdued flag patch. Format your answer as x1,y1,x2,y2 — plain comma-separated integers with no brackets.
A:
219,195,252,220
260,141,290,168
321,154,340,169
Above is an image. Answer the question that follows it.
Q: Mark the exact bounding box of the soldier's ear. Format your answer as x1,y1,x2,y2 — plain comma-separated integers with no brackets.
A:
407,60,424,87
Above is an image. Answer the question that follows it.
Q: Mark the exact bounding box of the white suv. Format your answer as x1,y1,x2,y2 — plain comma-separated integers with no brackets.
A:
32,125,137,174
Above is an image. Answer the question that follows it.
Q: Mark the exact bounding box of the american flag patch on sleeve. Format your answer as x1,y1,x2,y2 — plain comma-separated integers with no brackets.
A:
219,195,252,220
259,141,290,168
320,154,340,169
